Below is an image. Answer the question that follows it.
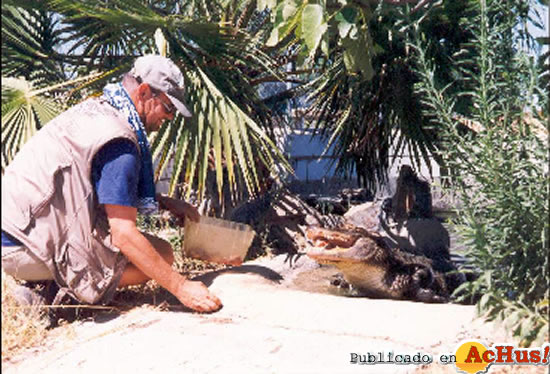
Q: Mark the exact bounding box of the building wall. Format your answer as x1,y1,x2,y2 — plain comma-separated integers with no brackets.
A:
283,111,442,197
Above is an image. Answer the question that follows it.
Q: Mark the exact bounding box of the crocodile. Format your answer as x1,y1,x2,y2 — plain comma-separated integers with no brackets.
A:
305,226,450,303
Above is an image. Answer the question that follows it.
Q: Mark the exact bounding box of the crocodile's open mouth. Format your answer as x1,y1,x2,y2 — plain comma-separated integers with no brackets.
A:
306,247,368,263
305,226,379,263
305,227,360,248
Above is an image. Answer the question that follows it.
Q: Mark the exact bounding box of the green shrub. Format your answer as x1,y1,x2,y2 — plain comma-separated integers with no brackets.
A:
408,0,549,346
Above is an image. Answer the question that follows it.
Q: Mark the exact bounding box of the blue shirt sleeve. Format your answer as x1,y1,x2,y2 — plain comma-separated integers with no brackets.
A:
1,230,23,246
92,139,140,207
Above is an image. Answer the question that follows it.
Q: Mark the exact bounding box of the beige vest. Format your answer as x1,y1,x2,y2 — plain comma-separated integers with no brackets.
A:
2,97,139,304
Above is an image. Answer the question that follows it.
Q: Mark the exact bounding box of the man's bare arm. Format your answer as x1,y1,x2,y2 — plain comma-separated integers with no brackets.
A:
104,204,222,312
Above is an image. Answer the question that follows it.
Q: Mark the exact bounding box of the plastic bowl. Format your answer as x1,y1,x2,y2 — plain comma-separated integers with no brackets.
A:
183,216,255,265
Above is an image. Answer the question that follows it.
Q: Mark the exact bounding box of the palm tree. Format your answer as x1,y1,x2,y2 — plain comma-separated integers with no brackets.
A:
1,0,291,205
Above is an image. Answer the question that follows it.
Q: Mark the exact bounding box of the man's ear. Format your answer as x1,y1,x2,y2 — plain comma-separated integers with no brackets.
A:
137,83,153,99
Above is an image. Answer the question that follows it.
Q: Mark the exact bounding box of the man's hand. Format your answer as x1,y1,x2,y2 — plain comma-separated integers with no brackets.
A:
157,194,200,225
176,279,223,313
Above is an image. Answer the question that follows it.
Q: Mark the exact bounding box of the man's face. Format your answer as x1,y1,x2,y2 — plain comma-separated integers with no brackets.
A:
140,87,177,132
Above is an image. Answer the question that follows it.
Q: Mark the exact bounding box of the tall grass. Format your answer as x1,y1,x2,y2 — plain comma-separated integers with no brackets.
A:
407,0,549,346
1,270,50,361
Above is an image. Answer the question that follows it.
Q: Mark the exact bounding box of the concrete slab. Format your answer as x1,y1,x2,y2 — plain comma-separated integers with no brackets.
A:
1,261,537,374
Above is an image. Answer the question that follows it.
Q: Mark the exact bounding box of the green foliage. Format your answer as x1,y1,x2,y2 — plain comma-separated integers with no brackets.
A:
1,5,66,82
296,1,476,191
264,0,375,79
409,0,549,346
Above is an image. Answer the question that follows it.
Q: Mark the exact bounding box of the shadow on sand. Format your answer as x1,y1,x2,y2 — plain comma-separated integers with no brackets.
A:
192,264,284,286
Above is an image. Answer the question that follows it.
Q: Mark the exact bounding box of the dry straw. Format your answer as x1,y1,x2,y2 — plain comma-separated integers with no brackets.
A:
1,270,49,361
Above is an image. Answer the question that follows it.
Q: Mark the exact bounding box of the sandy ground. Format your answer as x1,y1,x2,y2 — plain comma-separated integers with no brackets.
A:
2,255,548,374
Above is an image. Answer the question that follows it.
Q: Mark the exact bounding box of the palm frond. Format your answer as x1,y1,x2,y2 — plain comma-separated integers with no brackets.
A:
1,77,62,170
1,5,65,83
154,66,291,202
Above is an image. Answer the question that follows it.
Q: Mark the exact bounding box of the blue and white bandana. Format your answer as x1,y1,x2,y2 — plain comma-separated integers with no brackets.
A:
102,83,158,214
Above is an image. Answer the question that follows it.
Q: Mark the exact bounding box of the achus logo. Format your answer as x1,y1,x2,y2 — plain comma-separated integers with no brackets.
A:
453,340,550,374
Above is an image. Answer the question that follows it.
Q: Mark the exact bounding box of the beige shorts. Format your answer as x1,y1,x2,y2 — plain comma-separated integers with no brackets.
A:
1,245,54,281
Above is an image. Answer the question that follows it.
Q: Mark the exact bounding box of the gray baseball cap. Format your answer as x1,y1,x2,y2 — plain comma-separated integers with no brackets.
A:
130,55,192,117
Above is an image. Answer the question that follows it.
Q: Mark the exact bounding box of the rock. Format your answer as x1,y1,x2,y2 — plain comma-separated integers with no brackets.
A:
380,218,453,273
344,201,383,232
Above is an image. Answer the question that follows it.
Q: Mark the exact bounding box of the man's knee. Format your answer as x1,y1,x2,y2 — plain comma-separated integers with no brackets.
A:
159,239,175,265
2,246,54,281
141,232,175,265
